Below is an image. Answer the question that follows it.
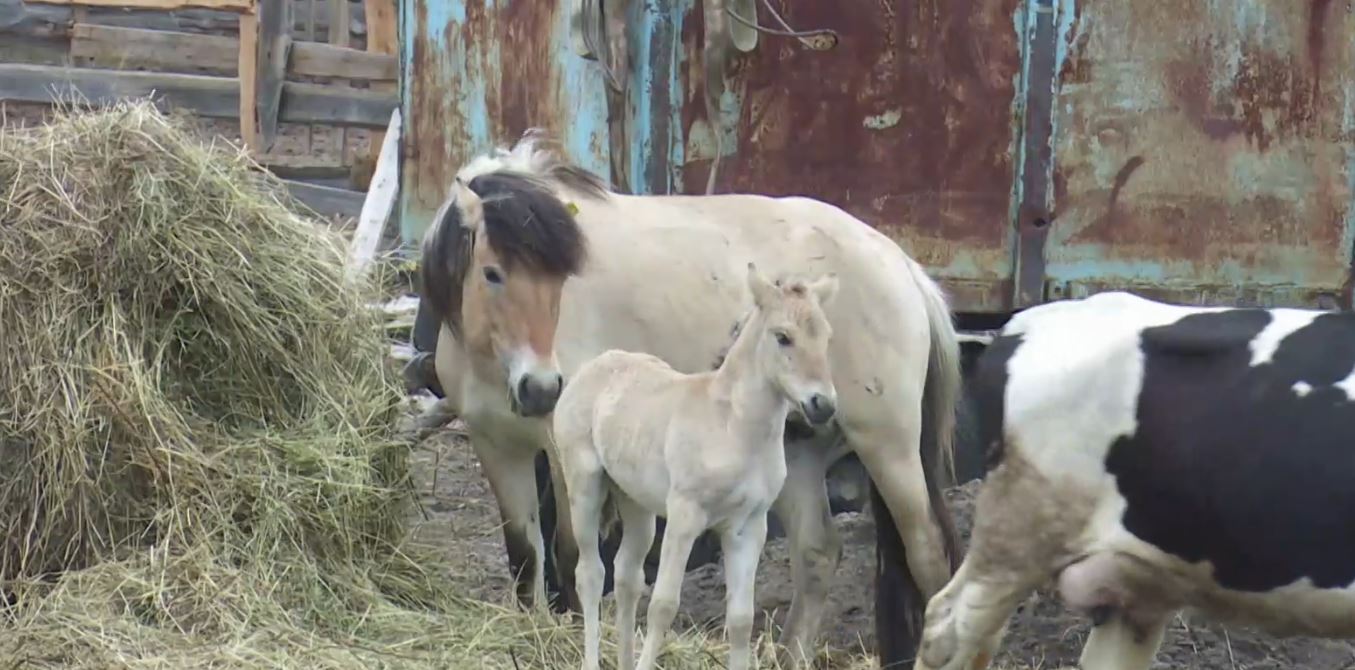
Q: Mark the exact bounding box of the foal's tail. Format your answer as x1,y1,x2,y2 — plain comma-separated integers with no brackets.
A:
872,258,963,667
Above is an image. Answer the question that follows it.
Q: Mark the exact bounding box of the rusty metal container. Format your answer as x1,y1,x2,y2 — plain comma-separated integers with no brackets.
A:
400,0,1355,315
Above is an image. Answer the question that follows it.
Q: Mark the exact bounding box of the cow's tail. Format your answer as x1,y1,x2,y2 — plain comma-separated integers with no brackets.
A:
872,258,963,667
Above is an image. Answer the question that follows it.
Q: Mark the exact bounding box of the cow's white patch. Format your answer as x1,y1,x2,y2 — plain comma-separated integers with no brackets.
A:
1292,381,1314,397
1249,309,1322,367
1334,365,1355,402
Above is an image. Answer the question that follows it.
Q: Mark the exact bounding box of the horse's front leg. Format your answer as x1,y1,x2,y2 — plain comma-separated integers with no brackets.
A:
770,437,841,667
469,429,549,610
721,508,770,670
636,497,707,670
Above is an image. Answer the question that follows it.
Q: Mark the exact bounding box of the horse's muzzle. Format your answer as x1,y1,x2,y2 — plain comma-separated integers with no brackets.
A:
800,392,837,426
514,372,564,417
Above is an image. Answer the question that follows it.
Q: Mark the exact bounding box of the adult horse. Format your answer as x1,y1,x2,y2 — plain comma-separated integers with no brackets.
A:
420,130,962,666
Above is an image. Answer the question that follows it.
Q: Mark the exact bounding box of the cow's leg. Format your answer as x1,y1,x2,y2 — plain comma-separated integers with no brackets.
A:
1077,611,1169,670
912,559,1036,670
469,430,548,610
771,437,841,667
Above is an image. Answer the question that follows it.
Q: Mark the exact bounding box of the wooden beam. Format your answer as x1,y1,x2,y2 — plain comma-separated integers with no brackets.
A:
2,1,368,40
26,0,255,12
237,12,259,151
282,179,364,218
68,24,397,81
0,64,398,128
347,108,401,281
327,0,350,48
255,0,291,151
357,0,397,192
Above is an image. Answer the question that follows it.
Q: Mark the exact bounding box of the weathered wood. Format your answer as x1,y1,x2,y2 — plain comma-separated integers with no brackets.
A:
0,64,398,128
347,108,400,281
290,42,395,80
237,13,259,151
67,24,396,80
1,0,366,39
282,179,364,218
327,0,351,47
72,24,238,74
255,0,292,150
26,0,255,12
358,0,396,192
0,35,70,66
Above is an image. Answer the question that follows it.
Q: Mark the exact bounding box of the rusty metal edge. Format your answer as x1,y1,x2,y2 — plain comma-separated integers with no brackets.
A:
1011,0,1057,310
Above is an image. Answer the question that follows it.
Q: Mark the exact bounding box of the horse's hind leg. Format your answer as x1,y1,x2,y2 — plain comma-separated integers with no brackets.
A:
770,436,842,667
613,494,656,670
721,508,770,670
470,430,548,610
636,497,707,670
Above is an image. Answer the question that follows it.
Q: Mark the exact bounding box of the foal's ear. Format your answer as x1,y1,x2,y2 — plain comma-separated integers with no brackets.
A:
451,178,484,231
747,262,778,309
809,273,839,307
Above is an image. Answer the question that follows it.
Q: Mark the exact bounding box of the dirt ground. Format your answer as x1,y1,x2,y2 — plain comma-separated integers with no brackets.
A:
405,415,1355,669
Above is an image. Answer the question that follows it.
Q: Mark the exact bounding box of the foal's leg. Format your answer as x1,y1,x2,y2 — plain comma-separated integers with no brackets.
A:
470,430,548,610
613,495,657,670
636,497,708,670
722,508,770,670
770,436,841,666
565,464,608,670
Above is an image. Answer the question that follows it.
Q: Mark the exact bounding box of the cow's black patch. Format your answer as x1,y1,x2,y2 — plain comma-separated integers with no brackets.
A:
972,332,1024,471
1106,309,1355,592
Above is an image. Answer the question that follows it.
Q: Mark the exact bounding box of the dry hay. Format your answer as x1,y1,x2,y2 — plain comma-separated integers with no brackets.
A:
0,101,757,669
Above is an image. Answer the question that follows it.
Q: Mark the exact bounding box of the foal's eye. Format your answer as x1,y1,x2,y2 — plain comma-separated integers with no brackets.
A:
775,332,793,347
482,266,504,285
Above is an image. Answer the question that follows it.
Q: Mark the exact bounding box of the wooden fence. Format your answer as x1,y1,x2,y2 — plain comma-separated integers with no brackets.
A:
1,0,400,220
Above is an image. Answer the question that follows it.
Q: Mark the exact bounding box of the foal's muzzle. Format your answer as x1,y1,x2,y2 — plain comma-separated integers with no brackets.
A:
513,371,564,417
800,392,837,426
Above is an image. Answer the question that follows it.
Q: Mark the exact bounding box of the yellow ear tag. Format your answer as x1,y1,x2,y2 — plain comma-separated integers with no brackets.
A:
565,201,580,217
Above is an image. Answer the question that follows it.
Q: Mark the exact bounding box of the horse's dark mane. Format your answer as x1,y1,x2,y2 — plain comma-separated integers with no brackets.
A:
420,170,589,340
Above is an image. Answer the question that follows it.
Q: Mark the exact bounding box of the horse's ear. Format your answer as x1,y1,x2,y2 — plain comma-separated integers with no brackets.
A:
809,273,839,307
452,179,484,232
747,262,777,309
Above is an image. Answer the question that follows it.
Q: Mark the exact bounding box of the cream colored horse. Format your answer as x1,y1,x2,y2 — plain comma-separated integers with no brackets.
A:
420,130,962,666
555,264,838,670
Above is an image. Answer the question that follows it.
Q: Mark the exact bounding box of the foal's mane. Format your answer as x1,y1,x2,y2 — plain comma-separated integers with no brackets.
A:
420,130,611,340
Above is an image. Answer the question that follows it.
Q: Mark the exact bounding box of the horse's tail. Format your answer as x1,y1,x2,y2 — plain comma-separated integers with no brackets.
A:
872,258,963,667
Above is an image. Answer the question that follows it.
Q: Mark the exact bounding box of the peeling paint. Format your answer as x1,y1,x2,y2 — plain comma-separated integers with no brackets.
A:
862,109,902,130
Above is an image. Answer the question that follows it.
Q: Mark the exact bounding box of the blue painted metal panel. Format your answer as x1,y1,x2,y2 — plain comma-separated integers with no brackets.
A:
398,0,612,244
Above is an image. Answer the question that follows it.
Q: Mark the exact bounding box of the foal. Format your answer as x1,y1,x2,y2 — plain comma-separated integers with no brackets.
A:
552,263,839,670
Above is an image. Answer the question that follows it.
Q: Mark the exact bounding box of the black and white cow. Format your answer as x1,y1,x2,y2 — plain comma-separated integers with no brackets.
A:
915,291,1355,670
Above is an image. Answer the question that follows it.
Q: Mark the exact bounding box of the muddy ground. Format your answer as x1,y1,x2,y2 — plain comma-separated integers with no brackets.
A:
406,423,1355,669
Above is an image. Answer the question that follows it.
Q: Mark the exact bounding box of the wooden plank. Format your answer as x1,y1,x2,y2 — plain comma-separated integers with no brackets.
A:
282,179,364,218
237,12,259,151
290,42,396,80
72,24,238,73
68,24,396,81
255,0,292,150
1,0,367,39
327,0,350,47
26,0,255,12
358,0,397,193
347,108,401,281
0,64,398,128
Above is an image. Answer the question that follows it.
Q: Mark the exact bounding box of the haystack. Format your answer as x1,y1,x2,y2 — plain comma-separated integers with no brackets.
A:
0,102,768,669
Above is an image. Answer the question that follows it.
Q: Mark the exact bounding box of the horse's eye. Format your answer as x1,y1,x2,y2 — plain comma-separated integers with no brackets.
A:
483,266,504,285
775,332,793,347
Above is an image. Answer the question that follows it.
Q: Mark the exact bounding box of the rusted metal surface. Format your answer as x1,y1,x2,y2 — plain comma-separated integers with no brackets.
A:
399,0,611,243
1045,0,1355,309
678,0,1026,314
